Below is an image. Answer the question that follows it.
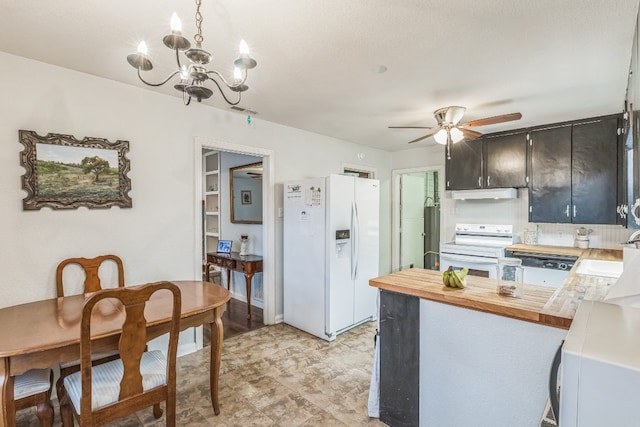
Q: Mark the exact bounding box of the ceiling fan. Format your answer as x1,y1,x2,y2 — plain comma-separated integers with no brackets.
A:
389,106,522,159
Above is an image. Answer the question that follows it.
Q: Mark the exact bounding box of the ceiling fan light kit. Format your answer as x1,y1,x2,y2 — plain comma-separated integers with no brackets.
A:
126,0,257,106
389,106,522,159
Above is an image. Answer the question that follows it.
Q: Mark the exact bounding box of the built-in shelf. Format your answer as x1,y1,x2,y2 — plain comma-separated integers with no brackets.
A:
203,150,221,260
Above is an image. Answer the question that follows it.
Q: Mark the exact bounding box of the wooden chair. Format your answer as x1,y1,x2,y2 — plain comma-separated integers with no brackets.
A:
14,369,54,427
59,281,181,426
55,255,125,401
56,254,125,296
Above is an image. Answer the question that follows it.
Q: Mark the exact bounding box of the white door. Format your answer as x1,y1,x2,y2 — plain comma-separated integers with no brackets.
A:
283,178,327,339
327,175,356,335
400,173,426,270
353,176,380,324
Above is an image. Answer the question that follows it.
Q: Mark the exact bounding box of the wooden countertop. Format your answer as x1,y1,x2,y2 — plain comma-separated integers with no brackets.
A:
539,247,622,328
369,269,564,328
370,246,624,330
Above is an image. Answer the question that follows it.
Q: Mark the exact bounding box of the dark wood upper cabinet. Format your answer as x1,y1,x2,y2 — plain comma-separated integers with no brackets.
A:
445,138,483,190
529,126,573,223
446,133,528,190
571,118,619,224
484,133,528,188
529,117,620,224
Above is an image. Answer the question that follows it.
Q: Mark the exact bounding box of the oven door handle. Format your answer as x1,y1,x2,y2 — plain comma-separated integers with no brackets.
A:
440,254,498,265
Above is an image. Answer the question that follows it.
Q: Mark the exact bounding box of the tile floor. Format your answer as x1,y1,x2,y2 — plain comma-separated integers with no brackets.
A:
17,321,388,426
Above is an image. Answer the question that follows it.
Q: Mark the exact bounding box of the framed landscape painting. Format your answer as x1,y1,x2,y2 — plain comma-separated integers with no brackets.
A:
19,130,132,210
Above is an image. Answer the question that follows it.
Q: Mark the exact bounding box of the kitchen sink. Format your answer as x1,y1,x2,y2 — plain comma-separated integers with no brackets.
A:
575,259,623,278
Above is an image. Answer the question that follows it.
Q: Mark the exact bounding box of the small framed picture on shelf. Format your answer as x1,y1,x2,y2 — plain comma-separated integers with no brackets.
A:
241,190,252,205
217,240,232,254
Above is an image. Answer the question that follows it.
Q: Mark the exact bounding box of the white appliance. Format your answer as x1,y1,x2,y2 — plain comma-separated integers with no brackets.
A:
283,174,380,341
560,300,640,426
439,224,515,278
505,251,576,288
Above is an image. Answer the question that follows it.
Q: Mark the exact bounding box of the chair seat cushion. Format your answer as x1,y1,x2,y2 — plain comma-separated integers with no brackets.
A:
63,350,166,413
14,369,51,400
60,350,120,369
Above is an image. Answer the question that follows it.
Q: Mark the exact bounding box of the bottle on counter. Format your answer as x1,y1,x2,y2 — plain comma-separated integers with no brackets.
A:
496,257,524,298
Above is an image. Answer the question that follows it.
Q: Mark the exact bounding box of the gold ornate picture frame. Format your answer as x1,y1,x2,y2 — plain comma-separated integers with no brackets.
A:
19,130,132,210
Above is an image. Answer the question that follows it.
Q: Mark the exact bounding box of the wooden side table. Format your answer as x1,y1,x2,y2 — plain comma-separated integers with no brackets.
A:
206,252,263,319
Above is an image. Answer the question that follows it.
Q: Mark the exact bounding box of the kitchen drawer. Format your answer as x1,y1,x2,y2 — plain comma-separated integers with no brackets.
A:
207,255,236,270
237,260,263,273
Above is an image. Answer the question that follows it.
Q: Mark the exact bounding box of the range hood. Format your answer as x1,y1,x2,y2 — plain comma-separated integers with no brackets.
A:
451,188,518,200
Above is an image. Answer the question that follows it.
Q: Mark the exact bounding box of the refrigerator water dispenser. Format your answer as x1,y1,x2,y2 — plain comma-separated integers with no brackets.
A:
335,229,350,255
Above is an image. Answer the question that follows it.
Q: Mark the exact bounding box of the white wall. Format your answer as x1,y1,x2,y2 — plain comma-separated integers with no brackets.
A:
0,52,392,316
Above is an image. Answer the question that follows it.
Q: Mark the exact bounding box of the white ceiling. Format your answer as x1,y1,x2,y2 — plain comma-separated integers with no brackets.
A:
0,1,638,152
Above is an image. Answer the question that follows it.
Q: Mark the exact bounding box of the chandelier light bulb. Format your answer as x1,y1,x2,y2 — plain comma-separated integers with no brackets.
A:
239,39,250,55
233,67,242,82
180,65,189,80
137,41,148,55
434,129,448,145
450,127,464,143
170,13,182,32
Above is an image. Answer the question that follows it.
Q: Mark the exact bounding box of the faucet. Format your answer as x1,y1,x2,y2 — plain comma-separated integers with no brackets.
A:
622,230,640,247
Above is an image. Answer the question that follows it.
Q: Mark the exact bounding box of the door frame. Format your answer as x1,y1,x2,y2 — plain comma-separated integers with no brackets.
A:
391,166,445,273
194,137,276,327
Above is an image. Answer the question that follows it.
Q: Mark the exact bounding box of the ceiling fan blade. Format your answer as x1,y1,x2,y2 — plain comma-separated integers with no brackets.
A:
460,128,483,140
461,112,522,128
408,130,439,144
388,126,434,129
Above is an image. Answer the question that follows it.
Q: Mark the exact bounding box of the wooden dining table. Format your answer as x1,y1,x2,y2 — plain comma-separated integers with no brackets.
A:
0,280,230,427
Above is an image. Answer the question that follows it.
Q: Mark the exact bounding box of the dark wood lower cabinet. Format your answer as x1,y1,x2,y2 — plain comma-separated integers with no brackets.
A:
379,290,419,427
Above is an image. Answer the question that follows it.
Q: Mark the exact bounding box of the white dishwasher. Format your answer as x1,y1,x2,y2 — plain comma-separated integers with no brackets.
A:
505,251,577,288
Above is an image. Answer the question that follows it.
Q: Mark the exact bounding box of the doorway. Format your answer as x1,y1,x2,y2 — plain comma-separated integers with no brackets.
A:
392,167,443,272
194,137,275,346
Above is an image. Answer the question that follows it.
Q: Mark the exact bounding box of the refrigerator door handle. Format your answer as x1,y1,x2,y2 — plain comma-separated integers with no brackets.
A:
352,201,359,280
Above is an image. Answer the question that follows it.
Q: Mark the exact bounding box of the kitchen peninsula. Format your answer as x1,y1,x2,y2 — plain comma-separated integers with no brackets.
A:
369,247,622,427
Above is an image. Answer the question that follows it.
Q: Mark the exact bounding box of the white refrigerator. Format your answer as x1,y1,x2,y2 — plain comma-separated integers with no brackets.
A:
283,174,380,341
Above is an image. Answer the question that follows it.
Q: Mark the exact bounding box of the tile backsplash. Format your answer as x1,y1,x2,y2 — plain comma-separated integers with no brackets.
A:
442,189,634,249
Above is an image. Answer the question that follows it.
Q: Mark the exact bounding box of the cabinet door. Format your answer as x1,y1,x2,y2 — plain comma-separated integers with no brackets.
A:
571,118,619,224
484,132,528,188
445,138,483,190
529,126,572,223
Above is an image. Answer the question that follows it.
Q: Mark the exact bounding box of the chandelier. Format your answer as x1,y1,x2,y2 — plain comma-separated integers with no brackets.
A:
126,0,257,106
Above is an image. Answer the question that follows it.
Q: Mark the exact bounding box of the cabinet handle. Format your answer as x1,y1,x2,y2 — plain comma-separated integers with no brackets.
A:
478,176,482,188
565,205,570,217
573,205,576,218
487,176,491,187
618,204,628,219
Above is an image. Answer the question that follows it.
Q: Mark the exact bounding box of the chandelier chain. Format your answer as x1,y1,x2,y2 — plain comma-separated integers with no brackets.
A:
194,0,204,45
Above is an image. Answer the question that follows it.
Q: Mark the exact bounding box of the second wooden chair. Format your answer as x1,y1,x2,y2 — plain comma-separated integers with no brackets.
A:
55,255,125,400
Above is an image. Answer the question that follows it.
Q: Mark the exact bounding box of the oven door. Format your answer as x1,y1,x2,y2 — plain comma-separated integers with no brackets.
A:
439,253,498,278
